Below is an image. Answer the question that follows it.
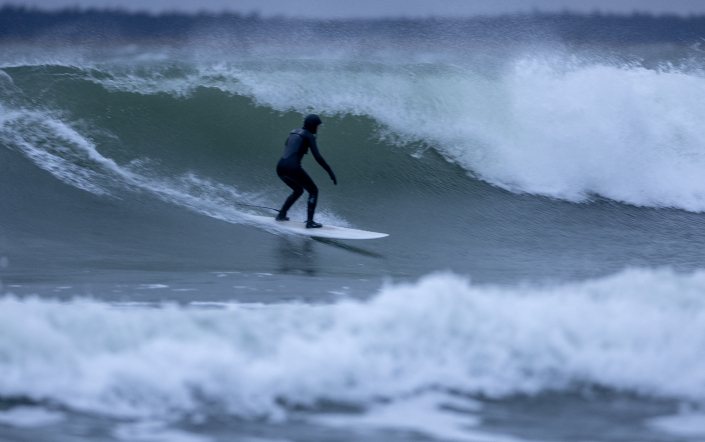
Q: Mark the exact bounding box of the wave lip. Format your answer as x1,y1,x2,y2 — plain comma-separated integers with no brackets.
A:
0,268,704,419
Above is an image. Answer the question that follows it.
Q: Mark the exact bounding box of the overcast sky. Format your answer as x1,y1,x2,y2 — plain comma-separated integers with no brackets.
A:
6,0,705,17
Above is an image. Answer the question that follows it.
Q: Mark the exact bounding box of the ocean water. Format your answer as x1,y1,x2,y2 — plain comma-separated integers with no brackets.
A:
2,13,705,442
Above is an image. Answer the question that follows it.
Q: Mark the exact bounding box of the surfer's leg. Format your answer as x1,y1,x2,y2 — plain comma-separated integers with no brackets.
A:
287,169,320,227
278,174,304,219
306,190,319,223
290,170,318,221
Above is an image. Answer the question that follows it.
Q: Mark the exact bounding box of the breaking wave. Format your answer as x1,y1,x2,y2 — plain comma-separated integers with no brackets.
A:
1,268,704,419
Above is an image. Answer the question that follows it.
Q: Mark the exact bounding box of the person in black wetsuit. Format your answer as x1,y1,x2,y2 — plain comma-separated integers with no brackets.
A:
276,114,337,228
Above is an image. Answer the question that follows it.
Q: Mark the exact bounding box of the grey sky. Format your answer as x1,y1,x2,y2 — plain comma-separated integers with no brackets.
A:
6,0,705,17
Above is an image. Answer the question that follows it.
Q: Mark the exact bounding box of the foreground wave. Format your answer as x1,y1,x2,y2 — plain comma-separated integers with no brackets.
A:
1,268,703,419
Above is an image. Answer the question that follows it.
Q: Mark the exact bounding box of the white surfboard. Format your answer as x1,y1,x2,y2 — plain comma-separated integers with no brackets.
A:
248,215,388,240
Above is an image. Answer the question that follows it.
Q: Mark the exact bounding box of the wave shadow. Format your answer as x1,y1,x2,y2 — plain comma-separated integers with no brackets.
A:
311,237,385,259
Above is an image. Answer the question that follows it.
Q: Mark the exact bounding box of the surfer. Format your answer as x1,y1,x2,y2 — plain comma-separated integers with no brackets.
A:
276,114,337,228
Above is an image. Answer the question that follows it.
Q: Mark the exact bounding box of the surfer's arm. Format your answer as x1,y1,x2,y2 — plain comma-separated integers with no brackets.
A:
309,135,337,184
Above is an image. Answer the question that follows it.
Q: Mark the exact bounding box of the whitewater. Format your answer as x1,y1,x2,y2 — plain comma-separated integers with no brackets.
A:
2,269,705,419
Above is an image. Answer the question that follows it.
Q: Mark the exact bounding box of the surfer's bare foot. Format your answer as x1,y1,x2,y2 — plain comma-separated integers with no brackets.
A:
275,214,289,221
306,220,322,228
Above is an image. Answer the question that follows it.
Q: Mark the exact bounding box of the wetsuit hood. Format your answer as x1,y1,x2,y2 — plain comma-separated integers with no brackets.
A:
303,114,322,134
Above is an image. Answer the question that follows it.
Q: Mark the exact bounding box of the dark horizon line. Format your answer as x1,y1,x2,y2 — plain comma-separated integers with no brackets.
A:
4,5,705,44
2,4,705,21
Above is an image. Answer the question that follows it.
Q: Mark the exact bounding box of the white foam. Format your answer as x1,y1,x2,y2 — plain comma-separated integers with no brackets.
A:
0,105,115,195
0,268,704,422
0,407,65,428
476,59,705,210
311,392,521,442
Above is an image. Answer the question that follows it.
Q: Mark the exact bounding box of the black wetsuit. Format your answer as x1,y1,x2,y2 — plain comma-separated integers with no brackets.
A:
276,126,336,221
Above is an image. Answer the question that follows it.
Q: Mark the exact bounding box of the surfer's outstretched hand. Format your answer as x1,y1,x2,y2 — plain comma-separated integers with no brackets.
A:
329,171,337,185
